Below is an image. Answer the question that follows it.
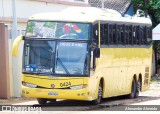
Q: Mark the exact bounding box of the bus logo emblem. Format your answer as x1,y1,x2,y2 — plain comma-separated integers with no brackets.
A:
51,84,55,88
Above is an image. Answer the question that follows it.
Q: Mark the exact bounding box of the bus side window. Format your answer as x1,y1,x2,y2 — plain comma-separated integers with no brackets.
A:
117,25,121,44
142,26,145,45
105,24,109,45
121,24,126,45
113,24,117,45
93,24,99,45
129,25,133,45
139,26,144,45
136,26,140,45
133,26,137,45
146,27,152,45
144,26,147,45
125,25,129,45
109,24,113,44
100,23,109,45
100,24,105,45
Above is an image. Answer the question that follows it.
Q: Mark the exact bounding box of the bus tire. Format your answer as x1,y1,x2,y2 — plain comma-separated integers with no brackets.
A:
37,98,47,105
92,83,103,105
128,79,136,99
135,79,141,98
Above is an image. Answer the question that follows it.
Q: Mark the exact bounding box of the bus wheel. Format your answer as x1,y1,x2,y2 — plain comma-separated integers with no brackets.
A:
37,98,47,105
128,79,136,99
92,83,102,105
135,79,141,98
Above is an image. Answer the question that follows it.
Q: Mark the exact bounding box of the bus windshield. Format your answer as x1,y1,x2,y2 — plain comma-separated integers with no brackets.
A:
23,40,89,76
25,21,91,40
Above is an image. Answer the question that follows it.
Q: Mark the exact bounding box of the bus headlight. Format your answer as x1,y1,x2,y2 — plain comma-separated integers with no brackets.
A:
70,84,87,90
23,82,37,88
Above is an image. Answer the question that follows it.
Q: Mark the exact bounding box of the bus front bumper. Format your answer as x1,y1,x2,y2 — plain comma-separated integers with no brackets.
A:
22,85,93,101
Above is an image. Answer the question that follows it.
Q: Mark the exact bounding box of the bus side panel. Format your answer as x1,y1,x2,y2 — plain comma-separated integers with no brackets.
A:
98,46,152,98
99,48,116,98
88,70,105,100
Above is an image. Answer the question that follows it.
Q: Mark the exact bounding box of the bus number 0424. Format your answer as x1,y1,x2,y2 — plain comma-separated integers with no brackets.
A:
60,82,71,87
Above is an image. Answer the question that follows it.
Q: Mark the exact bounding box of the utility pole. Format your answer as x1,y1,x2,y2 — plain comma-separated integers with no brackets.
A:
12,0,17,39
12,0,17,40
12,0,21,97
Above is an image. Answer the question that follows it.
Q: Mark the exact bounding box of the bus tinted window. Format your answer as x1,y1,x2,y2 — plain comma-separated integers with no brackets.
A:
129,25,133,45
139,26,144,45
117,25,121,44
113,24,117,45
121,25,126,45
100,23,152,46
100,24,105,45
133,26,137,45
146,27,152,45
109,24,113,44
100,24,109,45
125,25,129,45
93,24,99,44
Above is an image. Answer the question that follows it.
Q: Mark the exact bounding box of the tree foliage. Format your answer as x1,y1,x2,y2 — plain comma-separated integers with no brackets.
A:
132,0,160,27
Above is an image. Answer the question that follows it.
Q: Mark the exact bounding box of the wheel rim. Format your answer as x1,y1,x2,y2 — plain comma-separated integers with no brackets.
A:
136,80,141,92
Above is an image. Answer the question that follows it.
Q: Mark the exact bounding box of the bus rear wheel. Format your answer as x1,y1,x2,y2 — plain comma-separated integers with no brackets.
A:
135,79,141,98
128,79,136,99
37,98,47,105
92,83,103,105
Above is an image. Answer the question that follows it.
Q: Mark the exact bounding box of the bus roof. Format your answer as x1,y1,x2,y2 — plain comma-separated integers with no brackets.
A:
29,7,152,25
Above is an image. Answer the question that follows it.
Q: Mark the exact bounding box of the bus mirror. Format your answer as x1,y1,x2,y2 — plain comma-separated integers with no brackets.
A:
95,48,100,58
12,35,24,56
91,38,97,48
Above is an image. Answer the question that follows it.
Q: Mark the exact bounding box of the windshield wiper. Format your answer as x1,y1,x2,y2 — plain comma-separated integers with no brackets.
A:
56,48,70,75
56,58,70,75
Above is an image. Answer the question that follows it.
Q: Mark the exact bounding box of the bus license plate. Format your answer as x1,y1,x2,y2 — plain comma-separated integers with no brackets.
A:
48,92,58,96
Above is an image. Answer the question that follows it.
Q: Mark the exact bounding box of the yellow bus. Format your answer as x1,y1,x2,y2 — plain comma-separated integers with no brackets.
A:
12,7,152,105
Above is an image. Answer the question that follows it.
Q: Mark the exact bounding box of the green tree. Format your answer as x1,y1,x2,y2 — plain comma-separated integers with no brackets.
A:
132,0,160,27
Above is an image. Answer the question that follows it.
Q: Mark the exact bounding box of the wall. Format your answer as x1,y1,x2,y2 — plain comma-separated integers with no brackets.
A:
0,23,10,98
